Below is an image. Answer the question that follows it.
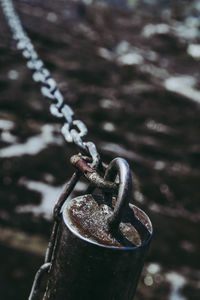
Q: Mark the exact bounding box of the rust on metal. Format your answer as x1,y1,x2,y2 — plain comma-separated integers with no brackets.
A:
67,194,142,247
70,154,94,173
70,154,118,192
43,157,153,300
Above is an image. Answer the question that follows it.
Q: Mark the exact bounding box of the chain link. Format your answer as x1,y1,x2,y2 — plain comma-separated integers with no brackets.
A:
0,1,102,298
0,0,100,165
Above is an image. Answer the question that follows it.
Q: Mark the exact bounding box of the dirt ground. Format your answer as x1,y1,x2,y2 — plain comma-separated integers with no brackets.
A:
0,0,200,299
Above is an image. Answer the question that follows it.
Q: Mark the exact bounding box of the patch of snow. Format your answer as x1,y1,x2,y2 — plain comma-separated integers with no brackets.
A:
164,76,200,104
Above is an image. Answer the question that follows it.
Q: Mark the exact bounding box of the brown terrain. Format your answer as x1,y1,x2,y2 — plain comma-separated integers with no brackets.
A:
0,0,200,299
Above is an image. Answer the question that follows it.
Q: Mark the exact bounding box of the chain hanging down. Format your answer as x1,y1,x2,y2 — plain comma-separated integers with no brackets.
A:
0,0,100,167
28,170,81,300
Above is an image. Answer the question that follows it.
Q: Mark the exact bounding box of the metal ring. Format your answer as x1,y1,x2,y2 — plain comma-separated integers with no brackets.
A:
104,158,132,231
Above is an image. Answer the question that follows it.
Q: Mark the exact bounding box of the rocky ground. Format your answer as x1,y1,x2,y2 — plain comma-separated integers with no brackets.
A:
0,0,200,299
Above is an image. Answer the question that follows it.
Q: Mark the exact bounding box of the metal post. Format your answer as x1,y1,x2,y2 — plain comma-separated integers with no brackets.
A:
43,158,153,300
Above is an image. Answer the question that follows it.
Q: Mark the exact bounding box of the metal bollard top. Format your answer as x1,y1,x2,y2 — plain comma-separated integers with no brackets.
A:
63,157,152,249
63,194,152,249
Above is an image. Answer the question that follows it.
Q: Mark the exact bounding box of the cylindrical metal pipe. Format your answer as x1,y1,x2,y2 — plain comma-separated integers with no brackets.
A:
43,199,153,300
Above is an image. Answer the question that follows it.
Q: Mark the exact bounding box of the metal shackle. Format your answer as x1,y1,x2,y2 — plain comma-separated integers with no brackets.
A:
104,157,132,230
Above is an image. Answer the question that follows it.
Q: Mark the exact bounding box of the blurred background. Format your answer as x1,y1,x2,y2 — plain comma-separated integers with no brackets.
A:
0,0,200,299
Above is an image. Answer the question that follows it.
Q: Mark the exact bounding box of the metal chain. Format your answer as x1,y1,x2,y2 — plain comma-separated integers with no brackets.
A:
0,0,100,167
0,1,103,298
28,170,81,300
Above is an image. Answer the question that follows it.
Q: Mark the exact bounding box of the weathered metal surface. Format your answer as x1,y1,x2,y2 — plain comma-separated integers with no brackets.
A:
45,171,80,262
43,157,152,300
28,262,50,300
70,154,118,192
68,194,142,247
43,199,152,300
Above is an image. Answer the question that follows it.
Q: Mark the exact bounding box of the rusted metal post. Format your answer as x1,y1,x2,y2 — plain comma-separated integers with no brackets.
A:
43,203,152,300
43,158,153,300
